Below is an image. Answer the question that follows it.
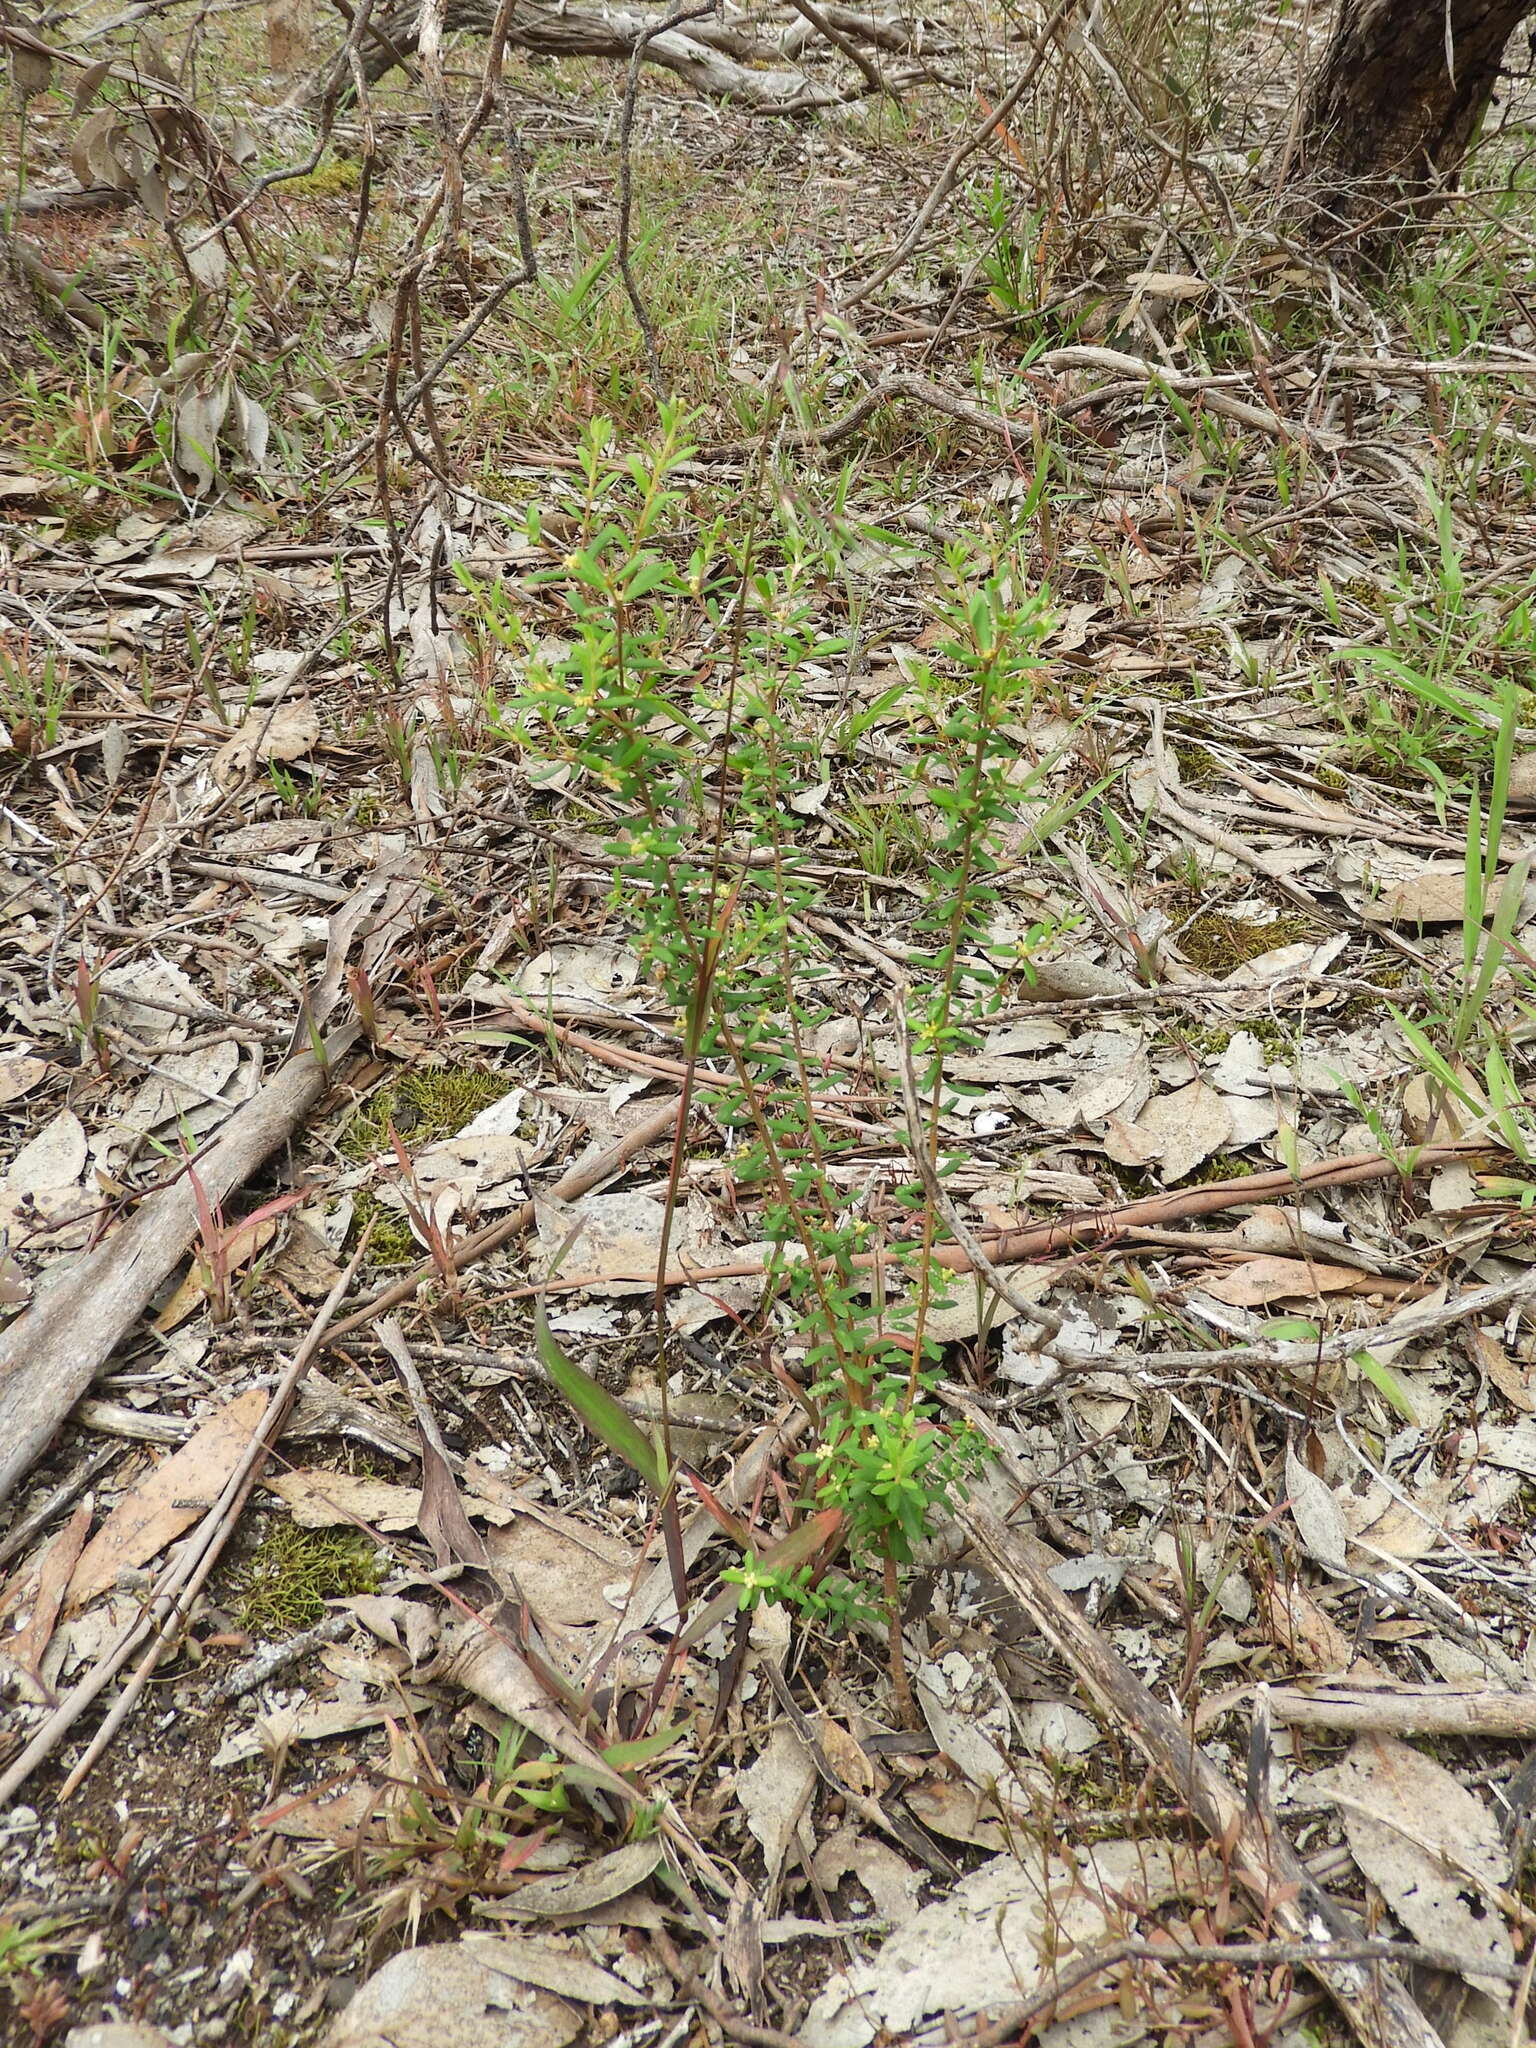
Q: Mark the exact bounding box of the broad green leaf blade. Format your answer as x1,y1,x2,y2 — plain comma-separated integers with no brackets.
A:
601,1722,691,1771
1353,1347,1419,1424
535,1303,666,1494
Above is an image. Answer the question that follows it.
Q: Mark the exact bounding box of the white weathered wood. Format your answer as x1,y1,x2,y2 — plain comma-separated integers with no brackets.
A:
0,1031,355,1510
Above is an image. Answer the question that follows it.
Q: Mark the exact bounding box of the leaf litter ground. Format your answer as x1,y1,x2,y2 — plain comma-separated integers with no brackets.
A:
4,16,1536,2048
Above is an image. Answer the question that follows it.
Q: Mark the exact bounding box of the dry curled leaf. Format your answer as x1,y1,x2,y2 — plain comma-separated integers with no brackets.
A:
804,1841,1184,2048
264,1467,511,1533
1362,862,1532,927
1284,1442,1350,1576
739,1720,817,1898
323,1939,582,2048
1465,1325,1536,1414
67,1387,268,1607
495,1839,664,1920
1312,1734,1515,2001
1204,1255,1372,1306
210,700,320,787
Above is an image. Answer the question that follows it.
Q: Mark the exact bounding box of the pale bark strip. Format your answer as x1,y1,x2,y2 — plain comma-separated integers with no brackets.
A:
964,1505,1449,2048
1271,1686,1536,1739
0,1030,357,1511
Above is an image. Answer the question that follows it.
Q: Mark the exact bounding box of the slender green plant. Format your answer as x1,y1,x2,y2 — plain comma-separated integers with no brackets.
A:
1386,682,1536,1163
469,413,1067,1693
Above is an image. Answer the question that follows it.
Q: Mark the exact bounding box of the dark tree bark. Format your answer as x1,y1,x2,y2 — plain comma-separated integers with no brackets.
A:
1295,0,1536,234
0,234,66,377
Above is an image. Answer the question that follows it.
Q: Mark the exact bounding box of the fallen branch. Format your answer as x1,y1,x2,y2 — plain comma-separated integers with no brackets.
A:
696,356,1292,467
797,1,928,52
13,239,115,335
963,1505,1447,2048
0,1443,119,1573
17,185,131,215
0,1029,358,1512
1269,1684,1536,1739
478,995,883,1118
1149,1260,1536,1376
501,1139,1499,1295
781,0,886,93
321,0,899,109
697,368,1031,461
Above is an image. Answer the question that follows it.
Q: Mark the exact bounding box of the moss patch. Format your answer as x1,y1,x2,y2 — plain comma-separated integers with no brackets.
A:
1183,1148,1264,1186
1171,743,1222,788
232,1520,379,1637
286,158,365,197
1178,909,1313,975
1163,1018,1293,1066
348,1186,420,1266
339,1065,512,1161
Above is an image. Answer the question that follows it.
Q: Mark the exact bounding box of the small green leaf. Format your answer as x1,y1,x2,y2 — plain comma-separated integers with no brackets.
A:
1261,1317,1321,1343
535,1304,666,1493
1352,1347,1419,1424
601,1722,690,1771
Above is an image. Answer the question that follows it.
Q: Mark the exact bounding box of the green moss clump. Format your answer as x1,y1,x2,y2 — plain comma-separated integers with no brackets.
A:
1178,910,1312,974
1167,1018,1291,1063
339,1065,512,1161
1178,1025,1232,1059
1184,1149,1261,1186
1172,743,1222,787
1245,1017,1293,1059
286,159,365,197
233,1520,379,1636
348,1186,420,1267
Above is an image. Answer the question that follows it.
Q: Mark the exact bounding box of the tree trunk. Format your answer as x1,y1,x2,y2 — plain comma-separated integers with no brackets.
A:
1294,0,1535,235
0,231,50,376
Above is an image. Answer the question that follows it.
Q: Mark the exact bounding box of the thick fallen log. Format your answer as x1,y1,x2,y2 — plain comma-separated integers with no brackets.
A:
320,0,925,108
0,1030,357,1511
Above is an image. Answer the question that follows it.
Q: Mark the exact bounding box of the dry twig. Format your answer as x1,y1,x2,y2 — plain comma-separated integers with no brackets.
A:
0,1252,361,1805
